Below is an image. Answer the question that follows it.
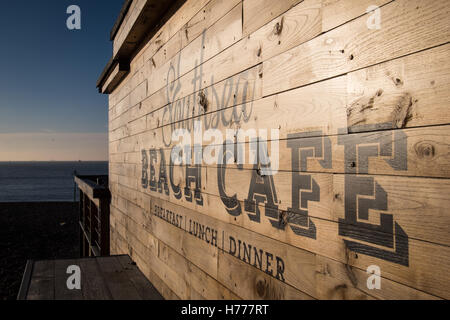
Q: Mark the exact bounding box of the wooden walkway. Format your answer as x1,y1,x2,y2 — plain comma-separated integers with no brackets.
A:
18,255,163,300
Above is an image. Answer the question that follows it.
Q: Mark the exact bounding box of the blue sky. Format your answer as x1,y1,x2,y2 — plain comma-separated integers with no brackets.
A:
0,0,124,160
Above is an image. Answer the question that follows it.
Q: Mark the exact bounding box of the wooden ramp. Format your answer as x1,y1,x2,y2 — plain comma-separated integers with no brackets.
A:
17,255,163,300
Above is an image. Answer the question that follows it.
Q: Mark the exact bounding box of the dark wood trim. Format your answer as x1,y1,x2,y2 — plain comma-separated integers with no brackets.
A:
100,60,130,94
76,176,111,258
110,0,133,41
17,260,34,300
99,199,111,256
96,57,114,89
74,175,110,201
97,0,186,94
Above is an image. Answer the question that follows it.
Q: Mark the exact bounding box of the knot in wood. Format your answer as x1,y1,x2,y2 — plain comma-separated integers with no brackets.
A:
415,142,435,160
256,278,267,298
198,90,208,112
273,17,284,36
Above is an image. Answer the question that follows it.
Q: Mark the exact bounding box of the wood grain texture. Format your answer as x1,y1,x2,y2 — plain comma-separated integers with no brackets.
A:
112,192,441,299
106,0,450,300
26,260,55,300
243,0,304,36
252,0,322,61
263,0,450,96
109,169,450,298
321,0,392,32
145,4,243,98
347,44,450,131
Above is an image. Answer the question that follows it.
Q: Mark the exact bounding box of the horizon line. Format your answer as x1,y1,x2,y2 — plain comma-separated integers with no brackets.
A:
0,160,109,162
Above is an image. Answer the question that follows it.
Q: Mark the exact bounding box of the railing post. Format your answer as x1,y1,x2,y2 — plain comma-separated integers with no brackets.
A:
75,175,110,258
99,198,110,256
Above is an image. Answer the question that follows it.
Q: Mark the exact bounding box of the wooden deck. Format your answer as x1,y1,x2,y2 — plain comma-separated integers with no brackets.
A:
17,255,163,300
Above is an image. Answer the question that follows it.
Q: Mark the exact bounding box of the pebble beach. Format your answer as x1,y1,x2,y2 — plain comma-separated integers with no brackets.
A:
0,202,79,300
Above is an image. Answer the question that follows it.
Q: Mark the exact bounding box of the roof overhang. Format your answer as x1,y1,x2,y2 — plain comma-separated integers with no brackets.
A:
97,0,184,94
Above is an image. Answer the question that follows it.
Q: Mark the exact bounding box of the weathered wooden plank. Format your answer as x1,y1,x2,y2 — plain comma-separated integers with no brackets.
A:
115,196,314,299
78,258,112,300
112,207,192,300
111,193,446,300
182,0,242,49
137,153,450,246
113,47,447,150
111,229,181,300
116,255,164,300
145,4,243,99
139,0,211,65
147,32,183,76
117,218,208,299
147,196,440,299
110,162,137,178
139,124,450,180
252,0,322,61
333,174,450,246
17,260,34,300
109,0,385,110
315,255,439,300
158,240,240,300
347,43,450,131
110,90,131,117
143,74,346,145
113,0,144,56
110,0,133,41
140,0,241,85
110,0,324,129
148,208,219,279
96,256,143,300
113,197,219,287
130,124,449,181
134,118,449,183
129,80,147,109
263,0,450,96
243,0,303,36
110,63,263,134
217,250,313,300
165,0,212,44
121,170,450,299
102,62,130,94
110,182,148,210
27,260,55,300
134,246,189,299
54,259,83,300
138,263,182,300
112,205,156,252
125,76,345,152
321,0,392,32
106,0,450,301
332,126,450,178
110,43,450,141
142,267,181,300
112,0,183,63
110,226,127,255
154,198,317,298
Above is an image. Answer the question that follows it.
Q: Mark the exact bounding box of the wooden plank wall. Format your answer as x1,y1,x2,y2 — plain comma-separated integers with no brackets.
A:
107,0,450,300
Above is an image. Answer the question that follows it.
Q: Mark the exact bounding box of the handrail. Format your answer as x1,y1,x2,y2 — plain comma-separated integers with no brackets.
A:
74,175,110,258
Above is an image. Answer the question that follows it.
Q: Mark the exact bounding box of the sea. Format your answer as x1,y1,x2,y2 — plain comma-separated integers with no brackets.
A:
0,162,108,202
